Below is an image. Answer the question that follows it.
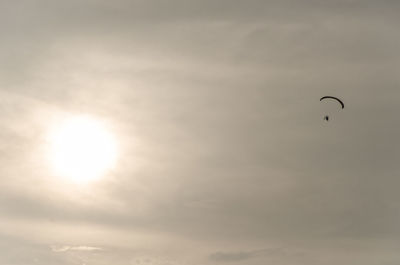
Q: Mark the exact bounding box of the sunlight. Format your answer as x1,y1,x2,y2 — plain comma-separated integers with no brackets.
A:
47,115,118,184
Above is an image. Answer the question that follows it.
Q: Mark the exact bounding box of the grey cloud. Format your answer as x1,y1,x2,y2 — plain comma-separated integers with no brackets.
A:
1,0,400,264
209,247,294,262
209,251,254,262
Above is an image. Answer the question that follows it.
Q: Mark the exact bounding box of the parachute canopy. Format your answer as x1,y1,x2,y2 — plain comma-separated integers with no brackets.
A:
320,96,344,109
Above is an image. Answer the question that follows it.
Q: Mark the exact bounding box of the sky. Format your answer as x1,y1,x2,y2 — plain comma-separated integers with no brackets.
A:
1,0,400,264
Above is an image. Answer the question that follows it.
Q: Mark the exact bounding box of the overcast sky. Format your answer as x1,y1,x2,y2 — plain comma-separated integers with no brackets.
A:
1,1,400,264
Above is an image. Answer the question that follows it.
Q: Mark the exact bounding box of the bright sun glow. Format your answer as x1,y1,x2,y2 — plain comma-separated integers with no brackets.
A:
48,115,117,184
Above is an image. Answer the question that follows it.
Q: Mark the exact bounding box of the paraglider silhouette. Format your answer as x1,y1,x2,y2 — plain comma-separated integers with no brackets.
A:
320,96,344,121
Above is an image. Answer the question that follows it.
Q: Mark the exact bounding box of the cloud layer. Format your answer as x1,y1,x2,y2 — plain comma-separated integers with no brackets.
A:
0,0,400,264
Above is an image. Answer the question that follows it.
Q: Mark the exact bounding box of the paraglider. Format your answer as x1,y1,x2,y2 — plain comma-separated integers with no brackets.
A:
320,96,344,109
320,96,344,121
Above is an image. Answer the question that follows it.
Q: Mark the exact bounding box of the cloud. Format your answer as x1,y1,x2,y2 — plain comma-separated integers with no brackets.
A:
1,1,400,265
209,251,253,262
209,247,288,262
51,245,102,253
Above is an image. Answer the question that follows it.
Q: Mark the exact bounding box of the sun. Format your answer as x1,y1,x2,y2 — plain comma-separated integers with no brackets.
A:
47,115,118,184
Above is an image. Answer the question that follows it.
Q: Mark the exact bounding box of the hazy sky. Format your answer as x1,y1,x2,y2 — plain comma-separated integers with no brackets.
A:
1,1,400,264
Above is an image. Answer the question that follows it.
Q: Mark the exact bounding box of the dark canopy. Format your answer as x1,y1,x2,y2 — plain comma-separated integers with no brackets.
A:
320,96,344,109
